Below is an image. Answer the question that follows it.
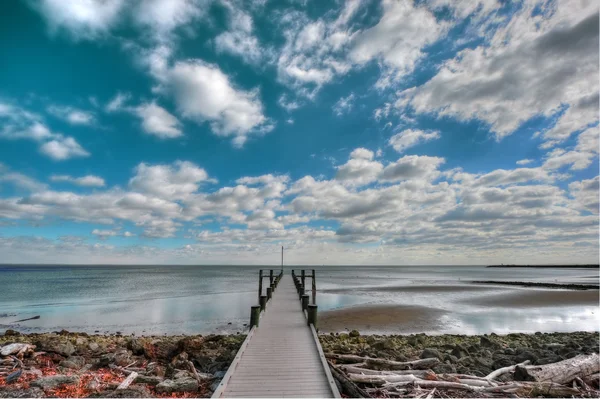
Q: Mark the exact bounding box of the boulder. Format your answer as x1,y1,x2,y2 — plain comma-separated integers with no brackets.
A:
113,349,132,367
59,356,86,369
134,375,163,386
31,375,80,389
0,343,35,356
0,387,45,398
89,342,100,352
433,363,456,374
34,337,75,357
3,329,20,337
515,350,538,364
349,330,360,338
156,377,199,393
421,348,442,360
101,387,152,398
126,338,145,356
144,339,178,361
480,336,500,349
451,344,470,359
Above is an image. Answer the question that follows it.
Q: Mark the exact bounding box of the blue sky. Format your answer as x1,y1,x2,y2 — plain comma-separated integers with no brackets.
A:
0,0,598,265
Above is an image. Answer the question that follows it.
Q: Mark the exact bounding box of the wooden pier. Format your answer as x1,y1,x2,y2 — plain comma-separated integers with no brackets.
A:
212,270,340,398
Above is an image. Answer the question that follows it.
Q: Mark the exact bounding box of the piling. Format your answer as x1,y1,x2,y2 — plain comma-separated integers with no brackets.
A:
260,295,267,311
299,285,305,300
258,270,263,300
307,304,318,328
250,305,261,328
301,269,306,289
267,287,272,300
301,294,309,311
269,269,274,286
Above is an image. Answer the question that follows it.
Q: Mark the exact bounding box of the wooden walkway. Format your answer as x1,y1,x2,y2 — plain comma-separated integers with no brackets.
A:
213,274,339,398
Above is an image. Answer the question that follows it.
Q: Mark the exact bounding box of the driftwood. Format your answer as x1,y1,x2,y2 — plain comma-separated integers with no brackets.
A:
326,354,440,370
116,371,138,390
327,360,370,398
485,360,530,380
340,365,433,378
514,353,599,384
348,373,421,386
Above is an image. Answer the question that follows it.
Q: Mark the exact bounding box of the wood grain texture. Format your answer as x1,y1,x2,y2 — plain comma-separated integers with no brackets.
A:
215,274,337,398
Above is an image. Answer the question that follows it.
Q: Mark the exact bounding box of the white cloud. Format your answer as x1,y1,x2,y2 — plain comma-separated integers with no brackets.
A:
135,102,182,139
51,174,106,187
569,177,599,214
40,137,90,161
92,229,118,238
129,161,211,200
215,2,265,65
34,0,126,40
166,59,270,146
381,155,445,182
516,159,533,165
333,93,355,116
105,92,131,112
0,165,46,192
47,106,95,125
278,94,301,112
389,129,440,153
349,0,447,88
396,1,599,142
133,0,206,43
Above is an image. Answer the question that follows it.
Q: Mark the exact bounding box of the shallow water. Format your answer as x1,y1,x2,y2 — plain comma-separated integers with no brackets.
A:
0,265,597,335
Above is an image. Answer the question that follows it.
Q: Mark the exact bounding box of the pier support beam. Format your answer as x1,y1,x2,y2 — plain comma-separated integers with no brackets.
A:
301,294,309,311
307,304,318,328
260,295,267,312
250,305,260,328
267,287,272,300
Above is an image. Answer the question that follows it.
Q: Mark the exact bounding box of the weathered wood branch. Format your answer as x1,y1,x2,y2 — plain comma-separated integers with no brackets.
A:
339,365,433,378
347,372,421,386
326,353,440,370
485,360,530,380
116,371,138,390
514,353,599,384
327,360,370,398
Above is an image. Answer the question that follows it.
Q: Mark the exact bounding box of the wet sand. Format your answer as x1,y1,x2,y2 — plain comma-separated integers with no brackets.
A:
460,289,600,308
322,284,496,294
319,304,446,333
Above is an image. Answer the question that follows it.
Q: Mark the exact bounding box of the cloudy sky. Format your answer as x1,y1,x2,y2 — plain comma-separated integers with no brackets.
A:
0,0,598,265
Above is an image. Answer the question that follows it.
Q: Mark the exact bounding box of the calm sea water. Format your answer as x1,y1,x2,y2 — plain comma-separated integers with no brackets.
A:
0,265,598,335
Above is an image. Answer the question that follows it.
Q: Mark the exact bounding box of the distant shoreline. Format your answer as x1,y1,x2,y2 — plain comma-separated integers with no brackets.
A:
486,264,599,268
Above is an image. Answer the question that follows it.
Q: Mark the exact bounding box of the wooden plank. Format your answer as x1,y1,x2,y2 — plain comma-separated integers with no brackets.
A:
215,274,337,398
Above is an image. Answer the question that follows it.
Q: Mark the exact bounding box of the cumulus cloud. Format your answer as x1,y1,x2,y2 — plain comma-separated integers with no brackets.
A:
333,93,355,116
129,161,211,200
166,59,270,146
389,129,440,153
133,0,206,43
135,102,182,139
40,137,90,161
516,159,533,165
395,1,599,143
47,106,95,125
51,174,106,187
569,177,599,214
105,92,131,112
33,0,126,40
214,2,266,65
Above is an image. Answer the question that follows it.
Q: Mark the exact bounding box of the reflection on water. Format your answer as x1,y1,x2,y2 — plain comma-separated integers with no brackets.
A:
0,265,598,335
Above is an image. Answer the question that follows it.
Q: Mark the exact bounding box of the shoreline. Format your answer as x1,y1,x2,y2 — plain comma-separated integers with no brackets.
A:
486,264,599,268
472,280,599,290
1,330,598,398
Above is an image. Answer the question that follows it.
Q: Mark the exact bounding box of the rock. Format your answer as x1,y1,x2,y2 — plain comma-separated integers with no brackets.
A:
0,387,45,398
504,348,516,355
537,356,562,365
126,338,145,356
96,353,115,368
173,370,191,380
35,337,75,357
433,363,456,374
192,355,213,372
349,330,360,338
210,380,221,392
451,344,470,359
515,350,538,363
75,337,86,345
144,339,178,361
457,356,473,366
372,339,394,350
421,348,442,360
475,357,494,369
101,387,152,398
214,370,226,379
86,379,100,391
0,343,35,356
89,342,100,352
444,354,458,364
31,375,80,389
156,377,199,393
113,348,132,367
493,356,515,369
171,352,189,369
134,375,163,386
59,355,86,369
3,329,20,336
480,336,500,349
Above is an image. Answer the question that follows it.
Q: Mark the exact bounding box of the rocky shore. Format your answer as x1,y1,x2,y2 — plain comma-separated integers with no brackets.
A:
320,331,600,398
1,330,598,398
0,330,245,398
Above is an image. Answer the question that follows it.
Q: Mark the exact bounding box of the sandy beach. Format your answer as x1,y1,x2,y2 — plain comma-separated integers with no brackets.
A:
460,288,600,308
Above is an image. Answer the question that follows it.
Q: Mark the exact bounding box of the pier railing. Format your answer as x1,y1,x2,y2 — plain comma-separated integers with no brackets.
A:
292,269,318,328
249,268,283,328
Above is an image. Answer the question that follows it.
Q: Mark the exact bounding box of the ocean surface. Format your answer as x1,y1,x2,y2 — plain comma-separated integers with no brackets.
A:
0,265,598,335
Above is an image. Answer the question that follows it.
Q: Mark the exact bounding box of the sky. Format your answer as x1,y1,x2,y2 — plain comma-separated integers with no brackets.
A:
0,0,598,265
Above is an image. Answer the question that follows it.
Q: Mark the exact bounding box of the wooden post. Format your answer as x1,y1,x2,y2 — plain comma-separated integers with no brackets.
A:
269,269,274,286
301,269,305,289
271,282,275,294
312,269,316,304
259,295,267,312
258,270,263,300
301,294,309,311
307,304,318,328
299,285,304,300
250,305,260,328
266,287,272,300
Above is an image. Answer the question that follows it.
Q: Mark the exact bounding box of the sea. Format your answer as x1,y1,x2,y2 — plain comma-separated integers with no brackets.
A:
0,265,598,336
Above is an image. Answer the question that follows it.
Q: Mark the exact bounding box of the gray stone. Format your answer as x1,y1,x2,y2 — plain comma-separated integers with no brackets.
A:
31,375,80,389
214,371,226,379
127,338,145,356
134,375,163,386
89,342,100,352
349,330,360,338
113,349,132,367
476,357,494,369
451,344,470,359
59,356,86,369
102,387,151,398
433,363,456,374
0,387,45,398
35,337,75,357
515,351,538,363
421,348,442,360
156,377,199,393
96,353,115,367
